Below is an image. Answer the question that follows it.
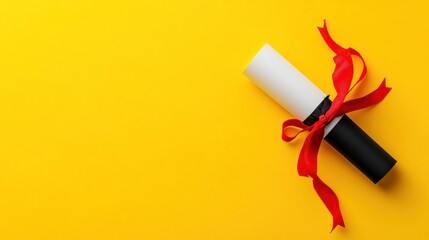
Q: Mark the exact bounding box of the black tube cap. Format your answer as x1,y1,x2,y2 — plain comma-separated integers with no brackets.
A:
325,115,397,183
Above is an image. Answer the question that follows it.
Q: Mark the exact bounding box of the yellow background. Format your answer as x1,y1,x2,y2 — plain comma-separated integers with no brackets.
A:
0,0,428,239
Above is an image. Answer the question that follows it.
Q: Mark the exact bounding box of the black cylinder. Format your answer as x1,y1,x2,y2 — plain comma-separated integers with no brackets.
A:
303,96,397,183
324,115,396,183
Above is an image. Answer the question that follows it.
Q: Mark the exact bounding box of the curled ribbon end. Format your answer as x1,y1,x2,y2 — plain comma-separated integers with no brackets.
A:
318,19,327,30
317,21,345,54
330,206,345,232
317,20,327,33
382,78,392,92
331,218,346,233
330,221,345,233
375,78,392,101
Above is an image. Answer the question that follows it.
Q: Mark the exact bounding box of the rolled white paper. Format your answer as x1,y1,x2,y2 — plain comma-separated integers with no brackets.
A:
244,43,342,135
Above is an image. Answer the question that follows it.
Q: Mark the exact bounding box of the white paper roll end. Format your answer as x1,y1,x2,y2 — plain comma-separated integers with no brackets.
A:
244,43,343,136
243,43,326,121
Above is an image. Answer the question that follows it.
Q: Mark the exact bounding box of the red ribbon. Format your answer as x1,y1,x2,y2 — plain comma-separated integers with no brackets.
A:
282,21,391,231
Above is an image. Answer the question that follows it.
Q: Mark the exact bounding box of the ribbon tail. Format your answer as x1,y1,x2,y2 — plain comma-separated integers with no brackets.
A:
298,123,345,231
319,21,369,104
331,53,354,101
348,48,368,86
297,124,324,177
312,175,345,232
318,20,345,54
337,79,391,115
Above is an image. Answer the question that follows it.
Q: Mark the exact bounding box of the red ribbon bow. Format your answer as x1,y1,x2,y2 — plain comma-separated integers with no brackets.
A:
282,21,391,231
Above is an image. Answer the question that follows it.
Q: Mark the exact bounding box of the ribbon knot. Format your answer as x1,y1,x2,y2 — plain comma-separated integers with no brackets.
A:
318,114,327,124
282,20,391,232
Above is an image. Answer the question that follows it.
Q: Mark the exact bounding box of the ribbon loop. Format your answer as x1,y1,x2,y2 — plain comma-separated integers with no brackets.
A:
282,21,391,231
282,119,311,142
